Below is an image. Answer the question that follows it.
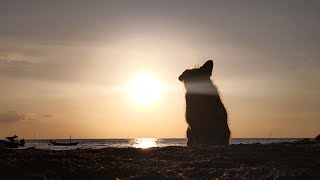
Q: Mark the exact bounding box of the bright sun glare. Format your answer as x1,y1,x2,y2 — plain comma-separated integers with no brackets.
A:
133,138,158,149
127,73,164,105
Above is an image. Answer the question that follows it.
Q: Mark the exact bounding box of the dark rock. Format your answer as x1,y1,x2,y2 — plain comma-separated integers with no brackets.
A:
315,134,320,141
0,143,319,179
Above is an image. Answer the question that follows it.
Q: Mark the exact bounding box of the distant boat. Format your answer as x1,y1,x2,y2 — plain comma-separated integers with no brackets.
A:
0,135,25,148
49,135,78,146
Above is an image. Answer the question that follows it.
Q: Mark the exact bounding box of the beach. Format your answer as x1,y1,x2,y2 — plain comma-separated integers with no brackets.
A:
0,139,319,179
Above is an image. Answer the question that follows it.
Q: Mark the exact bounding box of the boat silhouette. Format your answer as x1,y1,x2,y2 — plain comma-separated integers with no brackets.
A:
49,135,78,146
0,135,25,148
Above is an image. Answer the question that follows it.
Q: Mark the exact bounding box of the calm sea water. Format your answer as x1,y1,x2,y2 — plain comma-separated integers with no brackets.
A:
19,138,302,150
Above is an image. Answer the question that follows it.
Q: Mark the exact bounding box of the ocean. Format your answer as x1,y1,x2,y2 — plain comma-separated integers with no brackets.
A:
20,138,302,150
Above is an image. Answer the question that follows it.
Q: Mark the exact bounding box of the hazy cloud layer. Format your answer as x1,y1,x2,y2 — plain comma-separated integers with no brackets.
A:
0,111,53,123
43,114,53,118
23,113,54,122
0,53,91,83
0,111,26,123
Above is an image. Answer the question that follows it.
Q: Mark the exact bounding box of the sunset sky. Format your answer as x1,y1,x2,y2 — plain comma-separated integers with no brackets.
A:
1,0,319,139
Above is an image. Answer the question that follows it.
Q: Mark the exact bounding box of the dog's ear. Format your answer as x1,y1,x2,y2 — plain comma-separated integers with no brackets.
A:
178,72,185,81
178,74,183,81
200,60,213,76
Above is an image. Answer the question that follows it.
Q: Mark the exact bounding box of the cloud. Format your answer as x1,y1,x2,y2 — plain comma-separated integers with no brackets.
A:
22,113,54,121
43,114,53,118
0,52,37,61
0,111,26,123
0,54,40,78
27,118,37,121
0,52,92,83
0,112,52,124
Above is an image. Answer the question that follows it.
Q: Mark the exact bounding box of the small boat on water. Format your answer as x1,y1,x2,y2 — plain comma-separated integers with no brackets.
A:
0,135,25,149
49,135,78,146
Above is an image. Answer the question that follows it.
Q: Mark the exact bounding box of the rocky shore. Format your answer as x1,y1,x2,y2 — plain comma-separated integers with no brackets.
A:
0,139,319,179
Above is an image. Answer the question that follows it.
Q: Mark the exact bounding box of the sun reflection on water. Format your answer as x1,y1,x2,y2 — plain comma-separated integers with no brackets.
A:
133,138,158,149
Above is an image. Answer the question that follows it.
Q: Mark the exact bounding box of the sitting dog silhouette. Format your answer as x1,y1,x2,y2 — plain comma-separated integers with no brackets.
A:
179,60,230,146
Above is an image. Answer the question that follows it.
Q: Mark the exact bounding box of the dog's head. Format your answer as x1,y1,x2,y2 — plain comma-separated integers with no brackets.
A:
179,60,213,82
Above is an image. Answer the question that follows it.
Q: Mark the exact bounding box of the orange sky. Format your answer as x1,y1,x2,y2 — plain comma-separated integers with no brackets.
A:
0,1,319,139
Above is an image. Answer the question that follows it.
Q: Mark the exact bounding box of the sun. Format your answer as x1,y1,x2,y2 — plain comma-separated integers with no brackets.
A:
127,73,164,105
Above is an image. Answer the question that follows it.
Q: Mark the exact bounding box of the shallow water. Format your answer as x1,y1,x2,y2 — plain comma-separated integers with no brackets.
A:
18,138,302,150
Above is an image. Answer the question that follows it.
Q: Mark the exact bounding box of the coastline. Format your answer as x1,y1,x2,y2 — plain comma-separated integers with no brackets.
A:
11,138,304,150
0,139,319,179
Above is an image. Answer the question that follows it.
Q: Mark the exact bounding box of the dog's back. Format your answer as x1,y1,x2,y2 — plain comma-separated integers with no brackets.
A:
179,60,230,145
